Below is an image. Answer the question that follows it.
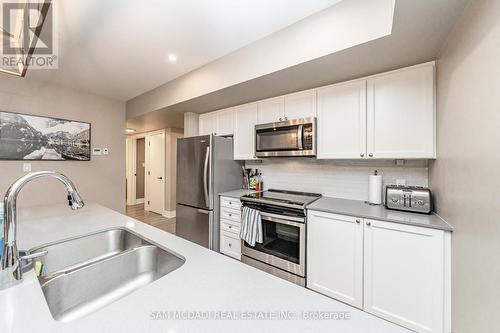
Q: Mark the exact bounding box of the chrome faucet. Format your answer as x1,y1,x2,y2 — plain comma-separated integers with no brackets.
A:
0,171,84,290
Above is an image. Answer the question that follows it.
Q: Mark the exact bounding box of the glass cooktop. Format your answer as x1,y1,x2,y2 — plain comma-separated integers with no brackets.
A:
241,189,321,209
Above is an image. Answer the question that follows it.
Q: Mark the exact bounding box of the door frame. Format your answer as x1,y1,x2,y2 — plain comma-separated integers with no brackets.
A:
126,129,165,213
144,129,165,213
126,132,146,206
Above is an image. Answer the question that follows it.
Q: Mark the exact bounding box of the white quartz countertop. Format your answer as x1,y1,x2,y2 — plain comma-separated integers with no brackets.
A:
0,203,409,333
307,196,453,231
219,189,260,199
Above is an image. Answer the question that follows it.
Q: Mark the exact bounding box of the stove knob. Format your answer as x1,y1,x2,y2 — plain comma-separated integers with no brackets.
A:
391,197,399,203
417,200,425,206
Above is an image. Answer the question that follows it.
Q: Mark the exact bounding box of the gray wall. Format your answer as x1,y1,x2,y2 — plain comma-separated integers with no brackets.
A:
0,75,126,213
429,0,500,332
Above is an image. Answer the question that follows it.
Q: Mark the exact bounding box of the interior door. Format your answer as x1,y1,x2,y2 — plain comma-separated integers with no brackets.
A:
148,132,165,214
176,136,211,209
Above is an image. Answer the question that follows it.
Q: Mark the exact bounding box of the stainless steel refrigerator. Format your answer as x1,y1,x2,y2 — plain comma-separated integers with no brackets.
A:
176,135,242,251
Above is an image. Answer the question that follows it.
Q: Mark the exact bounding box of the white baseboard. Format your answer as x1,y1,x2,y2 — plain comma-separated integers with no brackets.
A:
162,210,176,218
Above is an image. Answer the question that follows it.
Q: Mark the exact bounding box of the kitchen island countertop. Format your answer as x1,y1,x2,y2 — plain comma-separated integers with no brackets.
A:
0,202,409,333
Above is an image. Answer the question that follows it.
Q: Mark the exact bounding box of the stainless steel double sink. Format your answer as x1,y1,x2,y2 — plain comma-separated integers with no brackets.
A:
29,228,185,322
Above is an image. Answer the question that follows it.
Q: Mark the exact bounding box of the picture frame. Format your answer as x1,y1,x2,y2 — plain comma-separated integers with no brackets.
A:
0,111,91,161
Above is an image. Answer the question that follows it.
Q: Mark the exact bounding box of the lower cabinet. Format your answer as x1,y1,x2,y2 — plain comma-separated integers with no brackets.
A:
307,211,363,308
219,196,242,260
307,210,451,333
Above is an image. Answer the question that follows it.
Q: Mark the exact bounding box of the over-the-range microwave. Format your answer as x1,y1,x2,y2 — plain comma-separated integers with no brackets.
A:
255,117,316,157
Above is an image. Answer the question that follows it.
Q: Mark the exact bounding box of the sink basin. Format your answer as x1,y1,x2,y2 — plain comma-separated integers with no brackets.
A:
29,228,185,322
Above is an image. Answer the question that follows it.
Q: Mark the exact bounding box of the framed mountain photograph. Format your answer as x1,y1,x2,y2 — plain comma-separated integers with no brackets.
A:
0,111,91,161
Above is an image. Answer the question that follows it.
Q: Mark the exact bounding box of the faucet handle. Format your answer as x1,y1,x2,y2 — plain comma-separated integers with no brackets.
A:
19,250,48,262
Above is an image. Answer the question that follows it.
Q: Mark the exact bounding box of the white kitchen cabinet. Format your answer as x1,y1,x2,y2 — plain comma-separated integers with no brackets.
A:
366,63,435,158
199,109,234,136
317,80,367,159
363,218,448,333
233,103,258,160
307,210,450,333
199,112,218,136
257,96,285,124
216,108,234,136
284,89,317,120
307,211,363,308
219,196,242,260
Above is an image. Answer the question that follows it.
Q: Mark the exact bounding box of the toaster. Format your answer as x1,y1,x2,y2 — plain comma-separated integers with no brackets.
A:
385,185,433,214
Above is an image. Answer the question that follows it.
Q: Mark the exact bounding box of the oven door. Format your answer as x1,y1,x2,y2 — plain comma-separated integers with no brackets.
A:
241,211,305,277
255,118,316,157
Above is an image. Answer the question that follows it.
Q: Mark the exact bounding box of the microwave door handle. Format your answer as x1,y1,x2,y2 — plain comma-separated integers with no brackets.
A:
297,125,303,150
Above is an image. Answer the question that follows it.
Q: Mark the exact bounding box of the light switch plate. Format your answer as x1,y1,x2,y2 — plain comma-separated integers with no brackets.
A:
92,148,102,156
23,163,31,172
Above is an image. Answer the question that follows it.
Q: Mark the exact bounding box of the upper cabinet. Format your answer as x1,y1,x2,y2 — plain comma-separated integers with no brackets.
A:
284,89,317,120
199,108,235,136
198,62,436,160
199,112,218,136
257,96,285,124
317,80,367,159
256,90,317,125
367,63,435,158
233,103,258,160
216,108,234,136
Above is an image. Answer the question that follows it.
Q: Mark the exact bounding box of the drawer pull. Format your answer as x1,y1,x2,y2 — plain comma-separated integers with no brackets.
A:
229,214,232,217
228,243,232,247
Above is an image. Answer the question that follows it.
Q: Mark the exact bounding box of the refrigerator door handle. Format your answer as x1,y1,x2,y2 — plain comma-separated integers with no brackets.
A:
203,146,210,208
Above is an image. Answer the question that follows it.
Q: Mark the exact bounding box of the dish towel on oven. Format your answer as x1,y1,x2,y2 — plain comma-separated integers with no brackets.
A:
240,206,263,247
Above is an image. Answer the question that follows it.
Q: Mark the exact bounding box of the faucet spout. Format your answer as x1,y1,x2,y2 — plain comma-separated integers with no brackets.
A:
1,171,84,289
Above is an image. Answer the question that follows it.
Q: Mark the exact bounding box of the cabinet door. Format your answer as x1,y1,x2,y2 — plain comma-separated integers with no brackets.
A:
317,80,367,159
257,96,284,124
233,103,258,160
307,211,363,308
217,108,234,136
367,64,435,158
284,89,317,120
199,112,217,135
363,219,445,333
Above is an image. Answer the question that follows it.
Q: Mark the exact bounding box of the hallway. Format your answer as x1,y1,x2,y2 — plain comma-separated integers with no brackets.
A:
126,204,176,235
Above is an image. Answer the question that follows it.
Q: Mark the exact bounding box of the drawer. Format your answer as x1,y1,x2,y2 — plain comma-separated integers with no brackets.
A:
220,231,241,260
221,220,240,234
221,197,241,210
220,208,241,223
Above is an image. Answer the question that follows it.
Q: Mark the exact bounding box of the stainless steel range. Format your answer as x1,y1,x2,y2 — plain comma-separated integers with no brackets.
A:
240,189,321,286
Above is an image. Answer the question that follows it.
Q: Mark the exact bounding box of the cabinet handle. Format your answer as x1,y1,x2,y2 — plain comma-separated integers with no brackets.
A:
228,243,232,247
229,214,232,217
366,221,371,226
369,153,374,157
360,153,365,157
356,219,361,224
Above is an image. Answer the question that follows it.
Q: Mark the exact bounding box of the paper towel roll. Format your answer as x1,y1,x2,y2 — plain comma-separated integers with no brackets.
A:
368,174,383,205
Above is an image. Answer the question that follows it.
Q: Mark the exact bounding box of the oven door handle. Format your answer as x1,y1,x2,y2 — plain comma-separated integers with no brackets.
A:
260,212,305,227
297,124,303,150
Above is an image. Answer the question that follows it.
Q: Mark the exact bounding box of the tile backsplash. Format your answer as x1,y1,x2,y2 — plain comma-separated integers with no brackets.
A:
245,159,428,202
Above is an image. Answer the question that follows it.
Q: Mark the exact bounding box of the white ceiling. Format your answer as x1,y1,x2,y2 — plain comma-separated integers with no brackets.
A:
23,0,341,101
